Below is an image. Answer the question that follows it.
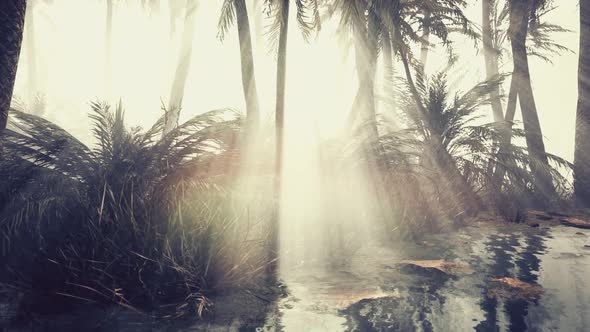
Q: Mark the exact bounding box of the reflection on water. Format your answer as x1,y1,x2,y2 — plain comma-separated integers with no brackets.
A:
269,222,590,332
3,222,590,331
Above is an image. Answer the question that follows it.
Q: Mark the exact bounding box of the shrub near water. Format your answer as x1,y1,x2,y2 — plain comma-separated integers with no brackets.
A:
0,104,270,318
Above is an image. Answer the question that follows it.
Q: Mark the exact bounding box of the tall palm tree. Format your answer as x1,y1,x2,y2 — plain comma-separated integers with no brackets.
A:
485,2,570,193
0,0,27,131
575,0,590,206
507,0,556,200
164,0,198,134
334,0,379,138
264,0,319,266
218,0,261,131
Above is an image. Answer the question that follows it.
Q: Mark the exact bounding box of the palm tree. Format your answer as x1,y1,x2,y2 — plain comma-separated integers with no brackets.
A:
507,0,555,200
483,2,570,194
164,0,198,134
218,0,261,131
382,0,482,213
264,0,319,266
332,0,379,138
0,0,27,131
575,0,590,206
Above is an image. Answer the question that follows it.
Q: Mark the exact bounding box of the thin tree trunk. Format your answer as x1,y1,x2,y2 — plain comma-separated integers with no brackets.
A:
382,29,394,87
482,0,504,122
105,0,113,99
0,0,27,131
419,11,431,75
493,76,518,185
25,3,38,105
574,0,590,206
270,0,290,271
509,0,556,200
235,0,260,131
164,0,197,134
351,7,378,140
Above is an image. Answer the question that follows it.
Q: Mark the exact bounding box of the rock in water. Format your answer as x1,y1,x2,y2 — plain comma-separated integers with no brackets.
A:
488,277,544,301
398,260,474,277
560,218,590,229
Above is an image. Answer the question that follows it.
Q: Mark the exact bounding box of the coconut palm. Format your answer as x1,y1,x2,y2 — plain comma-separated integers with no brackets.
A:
0,0,27,132
218,0,261,131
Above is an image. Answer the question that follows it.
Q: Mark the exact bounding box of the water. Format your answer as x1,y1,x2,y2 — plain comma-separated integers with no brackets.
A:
264,221,590,332
3,220,590,331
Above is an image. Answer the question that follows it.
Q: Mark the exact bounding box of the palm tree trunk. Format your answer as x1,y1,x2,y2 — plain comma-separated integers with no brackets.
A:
270,0,290,271
25,3,38,105
351,11,378,140
164,0,197,134
105,0,113,99
482,0,504,122
382,30,394,86
509,0,556,200
493,76,518,185
420,11,431,75
235,0,260,131
574,0,590,206
0,0,27,131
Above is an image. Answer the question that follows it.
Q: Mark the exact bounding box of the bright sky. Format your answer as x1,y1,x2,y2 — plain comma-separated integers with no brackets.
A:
12,0,580,161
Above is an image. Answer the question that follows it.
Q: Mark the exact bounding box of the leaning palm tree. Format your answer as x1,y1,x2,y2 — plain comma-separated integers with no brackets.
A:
0,0,27,132
379,0,481,213
218,0,261,131
506,0,556,200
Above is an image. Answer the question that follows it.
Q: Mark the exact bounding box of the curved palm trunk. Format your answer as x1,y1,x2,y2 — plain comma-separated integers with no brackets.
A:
395,28,482,214
235,0,260,131
482,0,504,122
509,0,556,200
574,0,590,206
0,0,27,131
270,0,290,271
164,1,197,134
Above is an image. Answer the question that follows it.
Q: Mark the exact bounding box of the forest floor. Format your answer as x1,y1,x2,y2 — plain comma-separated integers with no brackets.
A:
2,209,590,331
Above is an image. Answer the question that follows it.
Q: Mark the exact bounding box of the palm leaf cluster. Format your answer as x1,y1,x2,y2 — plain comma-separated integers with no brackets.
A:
0,105,267,316
347,72,572,232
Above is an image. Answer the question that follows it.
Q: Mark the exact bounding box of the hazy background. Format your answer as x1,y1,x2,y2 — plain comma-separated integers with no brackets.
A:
11,1,580,160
